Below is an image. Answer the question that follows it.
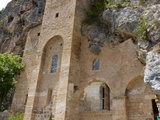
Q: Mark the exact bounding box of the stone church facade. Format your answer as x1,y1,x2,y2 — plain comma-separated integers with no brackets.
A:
11,0,158,120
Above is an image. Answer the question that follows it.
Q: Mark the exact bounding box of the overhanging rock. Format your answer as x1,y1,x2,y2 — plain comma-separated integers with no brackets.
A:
144,49,160,95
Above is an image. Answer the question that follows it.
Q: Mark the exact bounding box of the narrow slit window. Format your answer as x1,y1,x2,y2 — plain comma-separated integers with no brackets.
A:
37,32,40,36
51,55,58,73
55,13,59,18
100,84,110,110
93,59,100,70
46,89,53,105
24,94,28,105
102,87,105,109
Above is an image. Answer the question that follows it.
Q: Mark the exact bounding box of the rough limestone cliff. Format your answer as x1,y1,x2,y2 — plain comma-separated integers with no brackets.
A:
0,0,160,96
0,0,45,55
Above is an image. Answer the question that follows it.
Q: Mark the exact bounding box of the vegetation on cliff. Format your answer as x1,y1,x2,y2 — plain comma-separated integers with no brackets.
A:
0,53,24,111
84,0,106,24
0,0,45,55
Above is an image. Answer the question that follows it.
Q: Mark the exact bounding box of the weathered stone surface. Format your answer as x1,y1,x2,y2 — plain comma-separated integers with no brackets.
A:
0,112,10,120
144,5,160,43
0,0,45,54
144,49,160,95
82,23,109,55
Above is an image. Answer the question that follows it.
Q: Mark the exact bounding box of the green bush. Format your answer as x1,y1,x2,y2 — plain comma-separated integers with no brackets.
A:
115,3,123,8
106,0,114,5
16,0,21,2
139,0,146,4
0,16,8,24
84,0,106,24
133,16,159,41
123,0,130,4
8,113,24,120
0,52,24,111
49,113,52,120
106,0,129,9
84,0,130,25
133,18,150,41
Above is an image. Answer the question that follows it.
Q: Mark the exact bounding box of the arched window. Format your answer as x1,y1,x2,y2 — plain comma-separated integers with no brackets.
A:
100,84,110,110
51,55,58,73
93,59,100,70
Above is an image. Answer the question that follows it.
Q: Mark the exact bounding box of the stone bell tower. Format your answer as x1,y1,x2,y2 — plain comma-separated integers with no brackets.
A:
12,0,88,120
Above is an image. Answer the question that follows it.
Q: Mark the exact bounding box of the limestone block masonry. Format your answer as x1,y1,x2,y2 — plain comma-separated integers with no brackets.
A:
11,0,158,120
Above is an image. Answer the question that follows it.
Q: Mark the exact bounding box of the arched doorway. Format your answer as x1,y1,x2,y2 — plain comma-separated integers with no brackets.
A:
125,77,156,120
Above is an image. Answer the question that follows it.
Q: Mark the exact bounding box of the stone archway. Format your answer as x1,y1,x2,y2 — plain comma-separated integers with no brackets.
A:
125,76,155,120
79,81,112,120
34,36,63,120
79,82,110,111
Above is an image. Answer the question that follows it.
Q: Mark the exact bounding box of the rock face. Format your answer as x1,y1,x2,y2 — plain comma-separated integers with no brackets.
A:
0,0,45,55
144,5,160,43
144,49,160,94
82,2,160,64
0,112,10,120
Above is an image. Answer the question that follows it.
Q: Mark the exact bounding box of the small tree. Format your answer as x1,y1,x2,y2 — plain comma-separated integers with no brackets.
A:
49,113,52,120
0,52,24,111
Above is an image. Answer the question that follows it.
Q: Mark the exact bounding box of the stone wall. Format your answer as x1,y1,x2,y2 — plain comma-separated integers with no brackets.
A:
76,39,156,120
126,77,154,120
0,112,10,120
11,25,42,113
79,111,112,120
20,0,79,119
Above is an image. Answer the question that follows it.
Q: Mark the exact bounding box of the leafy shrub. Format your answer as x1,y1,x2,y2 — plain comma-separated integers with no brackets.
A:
106,0,114,6
123,0,130,4
115,3,123,8
84,0,131,25
139,0,146,4
133,18,150,41
106,0,129,9
84,0,106,24
49,113,52,120
0,16,8,24
133,17,158,41
16,0,21,2
0,52,24,111
8,113,24,120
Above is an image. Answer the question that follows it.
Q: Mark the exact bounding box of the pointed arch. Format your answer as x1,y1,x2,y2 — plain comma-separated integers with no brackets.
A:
100,83,110,110
35,35,63,113
43,35,63,52
125,76,155,120
79,81,110,111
